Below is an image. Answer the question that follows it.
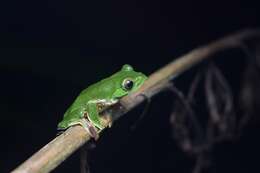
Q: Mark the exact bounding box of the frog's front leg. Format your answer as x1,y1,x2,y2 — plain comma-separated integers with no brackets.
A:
87,103,105,130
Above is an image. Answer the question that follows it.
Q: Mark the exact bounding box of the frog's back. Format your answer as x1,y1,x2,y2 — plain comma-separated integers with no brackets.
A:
65,76,117,112
77,79,113,101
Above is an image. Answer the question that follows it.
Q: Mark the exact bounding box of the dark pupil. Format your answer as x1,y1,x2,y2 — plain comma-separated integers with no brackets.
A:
124,80,134,90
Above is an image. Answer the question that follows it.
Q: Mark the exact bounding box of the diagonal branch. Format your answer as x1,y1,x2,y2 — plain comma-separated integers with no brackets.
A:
11,28,260,173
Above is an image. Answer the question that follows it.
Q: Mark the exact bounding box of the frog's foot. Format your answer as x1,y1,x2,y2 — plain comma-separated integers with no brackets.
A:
79,119,99,140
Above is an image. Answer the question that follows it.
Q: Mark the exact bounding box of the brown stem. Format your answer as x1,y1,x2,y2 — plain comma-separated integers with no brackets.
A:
11,28,260,173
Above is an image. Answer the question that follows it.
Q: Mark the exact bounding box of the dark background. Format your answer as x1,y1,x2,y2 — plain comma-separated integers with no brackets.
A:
0,0,259,173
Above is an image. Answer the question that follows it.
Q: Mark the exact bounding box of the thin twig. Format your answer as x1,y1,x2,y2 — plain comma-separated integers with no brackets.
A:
11,28,260,173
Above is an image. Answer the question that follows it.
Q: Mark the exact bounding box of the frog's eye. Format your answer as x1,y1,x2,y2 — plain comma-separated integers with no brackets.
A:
122,79,134,91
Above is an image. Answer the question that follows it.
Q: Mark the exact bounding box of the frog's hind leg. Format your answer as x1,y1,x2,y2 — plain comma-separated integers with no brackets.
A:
87,103,105,130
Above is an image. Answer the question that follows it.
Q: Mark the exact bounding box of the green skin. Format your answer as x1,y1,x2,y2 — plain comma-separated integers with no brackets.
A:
57,64,147,135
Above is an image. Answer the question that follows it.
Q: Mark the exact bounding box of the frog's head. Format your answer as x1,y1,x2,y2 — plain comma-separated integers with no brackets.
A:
112,64,148,98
